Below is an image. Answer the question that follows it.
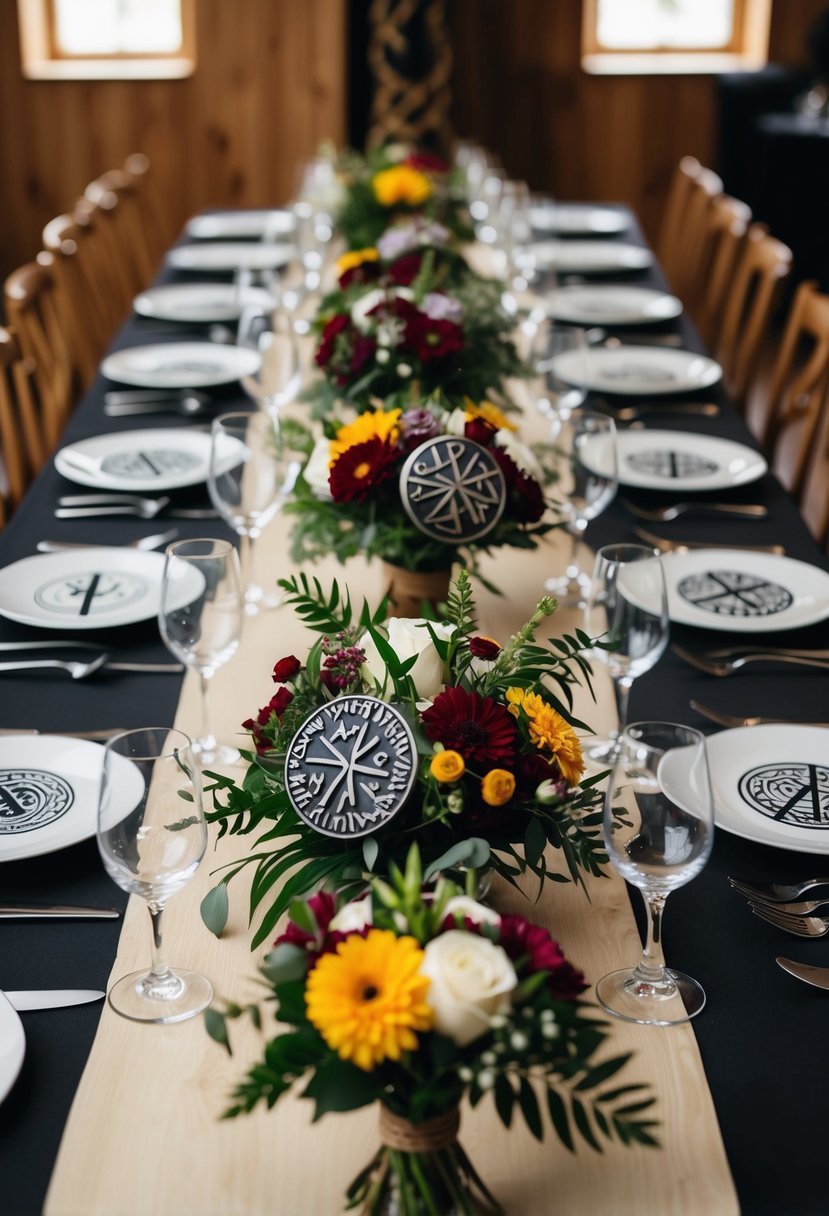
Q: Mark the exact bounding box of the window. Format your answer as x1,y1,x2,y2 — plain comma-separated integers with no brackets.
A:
17,0,196,79
582,0,771,74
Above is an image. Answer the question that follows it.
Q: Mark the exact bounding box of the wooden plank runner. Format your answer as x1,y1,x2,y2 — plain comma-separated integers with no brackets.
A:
45,527,738,1215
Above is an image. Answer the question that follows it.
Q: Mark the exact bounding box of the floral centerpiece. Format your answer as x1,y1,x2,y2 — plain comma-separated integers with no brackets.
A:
200,571,607,949
285,395,554,599
206,853,657,1214
335,144,473,251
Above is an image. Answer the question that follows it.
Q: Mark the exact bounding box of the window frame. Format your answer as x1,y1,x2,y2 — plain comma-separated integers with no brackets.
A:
581,0,771,76
17,0,196,81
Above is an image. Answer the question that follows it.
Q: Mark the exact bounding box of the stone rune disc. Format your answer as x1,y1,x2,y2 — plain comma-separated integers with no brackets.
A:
283,696,417,839
399,436,507,543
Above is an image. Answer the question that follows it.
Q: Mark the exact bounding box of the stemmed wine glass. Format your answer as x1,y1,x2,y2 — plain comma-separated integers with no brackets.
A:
237,304,302,418
596,721,714,1025
545,408,618,605
531,322,590,423
158,538,243,765
208,411,301,614
583,543,669,762
96,727,213,1023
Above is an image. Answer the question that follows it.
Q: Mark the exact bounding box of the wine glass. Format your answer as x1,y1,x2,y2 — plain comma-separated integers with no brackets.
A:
158,537,243,765
545,408,618,605
208,411,301,614
596,721,714,1025
532,322,590,423
583,543,669,762
96,727,213,1023
237,304,302,418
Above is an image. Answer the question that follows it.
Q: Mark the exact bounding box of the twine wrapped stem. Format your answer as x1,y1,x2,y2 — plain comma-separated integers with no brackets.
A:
379,1104,460,1153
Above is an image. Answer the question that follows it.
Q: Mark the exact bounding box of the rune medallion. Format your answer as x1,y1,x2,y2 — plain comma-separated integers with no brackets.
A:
399,436,507,543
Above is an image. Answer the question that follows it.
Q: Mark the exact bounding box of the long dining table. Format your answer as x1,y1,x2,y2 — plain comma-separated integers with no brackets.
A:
1,202,828,1216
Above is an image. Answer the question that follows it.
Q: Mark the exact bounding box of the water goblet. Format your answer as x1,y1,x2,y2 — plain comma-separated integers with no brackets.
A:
237,304,302,418
532,322,590,423
583,543,669,762
545,408,618,605
596,721,714,1025
208,411,301,614
159,538,243,765
97,727,213,1023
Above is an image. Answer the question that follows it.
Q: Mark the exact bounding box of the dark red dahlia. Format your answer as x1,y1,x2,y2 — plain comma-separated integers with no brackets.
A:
464,417,496,447
329,437,399,503
491,449,546,523
421,686,518,766
339,261,381,289
404,311,465,363
388,252,424,286
272,655,301,683
350,335,377,376
497,914,588,1000
315,313,350,368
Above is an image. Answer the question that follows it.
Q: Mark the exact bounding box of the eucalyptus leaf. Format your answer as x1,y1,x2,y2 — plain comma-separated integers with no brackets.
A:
362,836,379,872
423,837,490,881
260,942,309,986
200,883,229,938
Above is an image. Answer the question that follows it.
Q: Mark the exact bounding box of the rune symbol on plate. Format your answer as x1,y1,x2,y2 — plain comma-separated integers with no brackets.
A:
399,436,507,543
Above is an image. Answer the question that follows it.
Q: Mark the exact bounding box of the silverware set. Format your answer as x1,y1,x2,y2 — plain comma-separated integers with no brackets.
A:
103,388,213,418
729,876,829,941
632,523,785,554
37,527,179,553
55,493,219,520
0,641,183,681
674,643,829,676
689,700,829,729
621,497,767,522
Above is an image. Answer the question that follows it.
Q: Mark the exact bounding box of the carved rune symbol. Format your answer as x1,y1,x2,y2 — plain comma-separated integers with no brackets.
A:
677,570,793,618
738,763,829,830
284,696,417,839
399,436,507,543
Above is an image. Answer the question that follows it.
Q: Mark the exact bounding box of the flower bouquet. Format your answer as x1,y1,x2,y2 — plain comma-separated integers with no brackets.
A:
206,853,657,1214
335,145,473,251
200,571,607,949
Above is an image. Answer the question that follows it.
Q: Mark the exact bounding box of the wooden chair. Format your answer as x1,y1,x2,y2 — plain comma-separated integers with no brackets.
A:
123,152,172,265
694,195,752,348
656,156,701,291
73,193,138,331
657,158,723,309
41,210,109,390
4,257,74,453
798,383,829,553
0,327,47,523
747,279,829,503
714,223,793,410
85,169,157,291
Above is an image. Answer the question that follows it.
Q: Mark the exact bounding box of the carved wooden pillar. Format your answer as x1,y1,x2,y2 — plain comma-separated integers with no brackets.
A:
366,0,453,153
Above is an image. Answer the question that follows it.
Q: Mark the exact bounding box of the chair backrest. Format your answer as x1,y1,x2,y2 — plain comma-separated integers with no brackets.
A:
41,211,108,390
85,169,156,292
123,152,171,264
695,195,752,347
715,223,793,408
750,279,829,502
672,164,723,312
4,257,74,453
0,326,46,517
798,381,829,553
656,156,701,289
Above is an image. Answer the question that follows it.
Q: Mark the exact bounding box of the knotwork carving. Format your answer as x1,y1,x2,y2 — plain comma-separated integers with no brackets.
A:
367,0,453,151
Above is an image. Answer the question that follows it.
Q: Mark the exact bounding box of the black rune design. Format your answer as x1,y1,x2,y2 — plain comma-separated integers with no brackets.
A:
399,436,507,543
677,570,793,617
738,763,829,830
284,696,417,839
626,449,719,479
0,769,74,835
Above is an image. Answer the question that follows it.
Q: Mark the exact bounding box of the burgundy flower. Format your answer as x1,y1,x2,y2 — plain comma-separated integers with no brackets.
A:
400,407,442,451
350,335,377,376
404,151,449,174
421,686,518,766
242,686,294,753
273,655,301,683
464,417,496,447
339,261,381,289
329,437,399,503
497,914,587,1000
517,751,558,792
274,891,337,950
491,449,545,523
315,313,350,368
469,636,501,661
404,310,465,363
388,252,424,286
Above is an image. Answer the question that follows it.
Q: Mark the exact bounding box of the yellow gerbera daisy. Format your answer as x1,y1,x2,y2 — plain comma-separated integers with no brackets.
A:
506,687,585,787
331,408,402,459
463,396,517,433
336,247,379,275
305,930,433,1071
372,165,432,208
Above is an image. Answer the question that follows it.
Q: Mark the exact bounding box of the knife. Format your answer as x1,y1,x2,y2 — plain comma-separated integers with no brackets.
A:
4,989,106,1012
776,958,829,991
0,905,119,920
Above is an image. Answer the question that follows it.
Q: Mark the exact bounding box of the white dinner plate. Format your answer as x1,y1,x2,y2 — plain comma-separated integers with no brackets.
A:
529,240,652,274
530,202,628,236
0,991,25,1105
547,285,682,326
100,342,261,389
658,550,829,633
0,548,203,631
551,345,721,395
611,429,767,492
185,210,294,240
133,283,275,324
0,735,141,862
55,428,242,492
167,242,293,273
662,725,829,854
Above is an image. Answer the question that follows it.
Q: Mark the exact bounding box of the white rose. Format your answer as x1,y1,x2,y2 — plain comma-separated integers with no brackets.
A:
302,436,333,499
361,617,454,700
329,898,372,933
421,931,517,1047
445,407,467,436
493,429,543,481
443,896,501,927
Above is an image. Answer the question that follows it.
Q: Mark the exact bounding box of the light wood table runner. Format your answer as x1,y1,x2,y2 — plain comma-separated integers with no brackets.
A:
45,519,737,1214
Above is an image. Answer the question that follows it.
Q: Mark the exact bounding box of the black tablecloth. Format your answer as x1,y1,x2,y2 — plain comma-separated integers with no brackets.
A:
1,213,829,1216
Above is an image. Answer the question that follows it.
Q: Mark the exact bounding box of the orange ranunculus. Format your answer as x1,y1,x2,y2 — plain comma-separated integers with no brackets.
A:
373,165,433,208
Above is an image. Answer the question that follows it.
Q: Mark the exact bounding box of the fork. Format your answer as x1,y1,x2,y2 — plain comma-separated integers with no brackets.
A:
55,494,218,520
748,904,829,938
632,524,785,555
621,497,766,521
37,528,179,553
673,643,829,676
728,875,829,902
593,399,719,423
0,655,109,680
104,394,210,419
690,699,829,729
